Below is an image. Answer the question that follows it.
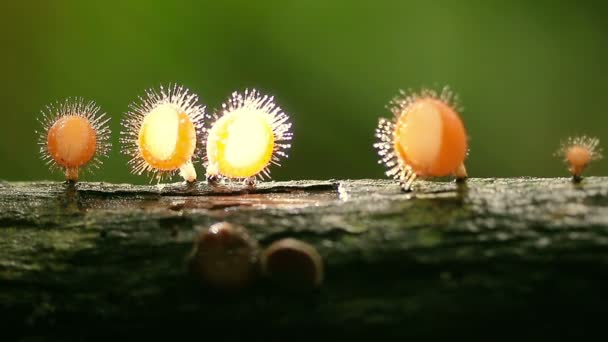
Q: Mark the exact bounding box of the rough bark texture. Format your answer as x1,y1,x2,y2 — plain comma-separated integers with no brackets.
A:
2,178,608,340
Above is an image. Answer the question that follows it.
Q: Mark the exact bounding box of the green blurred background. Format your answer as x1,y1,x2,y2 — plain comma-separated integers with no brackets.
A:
1,0,607,183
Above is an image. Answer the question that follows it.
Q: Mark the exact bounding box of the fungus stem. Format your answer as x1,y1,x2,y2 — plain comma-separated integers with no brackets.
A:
179,160,197,183
65,167,79,182
454,163,468,181
243,177,256,187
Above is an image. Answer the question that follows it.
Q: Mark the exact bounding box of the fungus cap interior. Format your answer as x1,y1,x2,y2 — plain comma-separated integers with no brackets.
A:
206,108,275,178
395,98,467,176
138,103,196,171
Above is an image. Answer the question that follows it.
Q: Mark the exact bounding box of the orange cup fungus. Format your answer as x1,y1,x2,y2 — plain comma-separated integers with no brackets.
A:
556,136,602,182
374,87,469,191
121,84,206,183
204,89,292,185
37,98,111,182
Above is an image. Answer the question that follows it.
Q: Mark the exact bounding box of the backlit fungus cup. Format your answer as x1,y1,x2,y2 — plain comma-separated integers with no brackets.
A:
204,89,292,186
121,84,206,183
555,136,602,182
374,87,468,191
37,98,111,182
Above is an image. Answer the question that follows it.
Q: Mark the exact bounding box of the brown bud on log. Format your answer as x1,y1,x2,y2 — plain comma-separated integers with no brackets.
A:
189,222,259,292
261,238,323,292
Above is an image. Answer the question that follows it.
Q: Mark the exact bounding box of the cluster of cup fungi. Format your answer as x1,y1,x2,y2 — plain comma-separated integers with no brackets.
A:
188,222,323,292
37,85,293,185
37,84,602,191
36,84,603,291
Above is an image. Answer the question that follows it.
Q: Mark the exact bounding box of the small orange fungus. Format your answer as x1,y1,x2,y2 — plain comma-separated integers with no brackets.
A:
37,98,111,182
204,89,292,185
556,136,602,182
374,87,468,191
121,84,206,183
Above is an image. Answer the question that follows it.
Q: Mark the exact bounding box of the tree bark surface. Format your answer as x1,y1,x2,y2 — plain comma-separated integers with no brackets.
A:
1,178,608,339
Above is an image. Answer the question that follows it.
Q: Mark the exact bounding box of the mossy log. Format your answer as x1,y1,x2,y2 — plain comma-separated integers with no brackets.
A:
2,178,608,340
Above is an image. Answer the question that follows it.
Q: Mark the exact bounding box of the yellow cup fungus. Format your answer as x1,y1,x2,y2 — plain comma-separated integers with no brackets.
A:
121,84,206,183
204,89,292,185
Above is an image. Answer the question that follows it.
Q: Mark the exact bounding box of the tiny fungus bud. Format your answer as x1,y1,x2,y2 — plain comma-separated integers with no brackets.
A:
189,222,259,292
37,98,111,182
374,87,469,191
556,136,602,182
121,84,206,183
204,89,292,185
261,238,323,291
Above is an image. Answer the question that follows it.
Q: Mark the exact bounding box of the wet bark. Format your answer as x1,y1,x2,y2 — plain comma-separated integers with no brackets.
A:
1,178,608,340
